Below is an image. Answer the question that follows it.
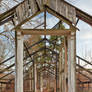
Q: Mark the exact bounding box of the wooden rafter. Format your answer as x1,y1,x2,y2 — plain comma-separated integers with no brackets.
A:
16,29,71,35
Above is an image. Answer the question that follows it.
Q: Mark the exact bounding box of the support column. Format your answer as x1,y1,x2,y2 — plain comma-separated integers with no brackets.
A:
29,67,32,91
40,74,43,92
15,32,24,92
59,52,62,92
64,37,68,92
34,63,37,92
32,66,34,92
67,32,76,92
59,40,66,92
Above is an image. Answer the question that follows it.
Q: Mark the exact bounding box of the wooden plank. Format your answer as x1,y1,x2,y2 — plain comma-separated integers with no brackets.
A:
29,0,38,14
36,0,43,10
17,29,71,35
0,63,15,74
34,63,37,92
16,0,29,23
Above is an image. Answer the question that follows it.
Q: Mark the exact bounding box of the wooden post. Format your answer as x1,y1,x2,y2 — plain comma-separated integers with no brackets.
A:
0,83,2,92
34,63,37,92
29,67,32,91
15,31,24,92
56,55,58,92
59,39,66,92
64,37,68,92
62,47,65,92
31,66,34,92
67,32,76,92
59,51,62,92
40,74,43,92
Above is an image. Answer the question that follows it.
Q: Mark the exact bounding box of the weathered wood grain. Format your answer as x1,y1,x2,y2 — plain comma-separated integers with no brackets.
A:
46,0,76,24
16,0,29,23
29,0,38,14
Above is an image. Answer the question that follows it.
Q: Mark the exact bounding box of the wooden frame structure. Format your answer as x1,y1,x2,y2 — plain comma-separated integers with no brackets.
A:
0,0,92,92
14,1,77,91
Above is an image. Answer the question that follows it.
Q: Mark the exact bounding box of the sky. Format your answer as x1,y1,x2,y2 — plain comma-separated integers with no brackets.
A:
72,0,92,59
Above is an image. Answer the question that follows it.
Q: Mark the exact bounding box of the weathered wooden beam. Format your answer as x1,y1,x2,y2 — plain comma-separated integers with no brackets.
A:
0,55,14,65
28,0,39,14
67,32,76,92
40,73,43,92
76,55,92,66
76,8,92,26
59,52,62,92
0,15,14,26
78,81,92,84
62,37,68,92
77,71,92,81
15,32,24,92
0,71,14,80
76,64,92,75
0,63,15,74
17,29,71,35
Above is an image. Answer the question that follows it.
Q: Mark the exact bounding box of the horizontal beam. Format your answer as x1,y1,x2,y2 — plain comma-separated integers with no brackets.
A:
76,55,92,66
17,29,71,35
78,71,92,81
0,15,14,26
76,64,92,75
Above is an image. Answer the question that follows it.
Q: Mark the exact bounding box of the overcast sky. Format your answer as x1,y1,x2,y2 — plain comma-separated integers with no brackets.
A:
71,0,92,59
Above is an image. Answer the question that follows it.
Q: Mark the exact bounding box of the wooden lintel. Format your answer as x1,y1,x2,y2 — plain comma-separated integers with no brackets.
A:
17,29,71,35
